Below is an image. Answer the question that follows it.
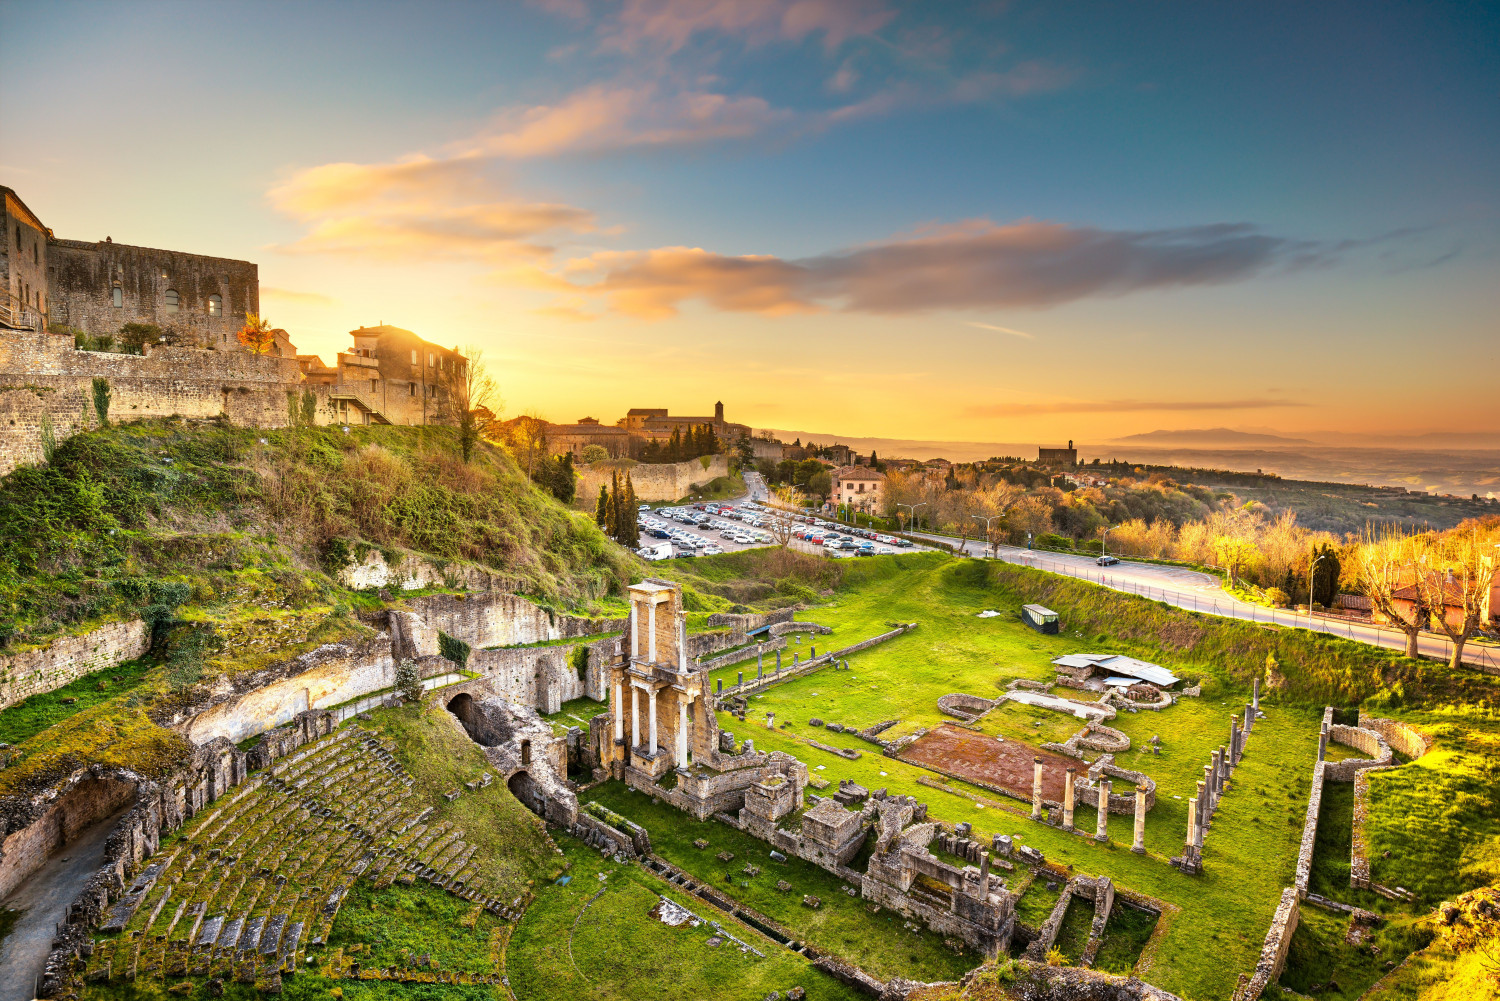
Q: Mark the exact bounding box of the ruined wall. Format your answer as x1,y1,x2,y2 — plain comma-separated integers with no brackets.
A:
0,618,149,710
0,772,138,899
1232,887,1301,1001
47,238,258,348
402,591,626,649
467,634,619,714
182,633,395,746
1323,725,1394,781
1357,713,1433,760
334,548,517,593
0,330,301,473
576,453,731,503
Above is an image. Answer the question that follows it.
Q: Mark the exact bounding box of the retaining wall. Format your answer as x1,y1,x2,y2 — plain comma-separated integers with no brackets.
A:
576,454,731,503
0,618,149,711
1232,887,1301,1001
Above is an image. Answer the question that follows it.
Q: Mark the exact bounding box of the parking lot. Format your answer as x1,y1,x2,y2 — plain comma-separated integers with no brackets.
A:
635,496,930,562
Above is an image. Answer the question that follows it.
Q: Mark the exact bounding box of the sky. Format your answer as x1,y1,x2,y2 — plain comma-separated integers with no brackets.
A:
3,0,1497,444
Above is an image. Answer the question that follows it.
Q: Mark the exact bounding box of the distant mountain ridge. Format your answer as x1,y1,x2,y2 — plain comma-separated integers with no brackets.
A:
1107,428,1315,446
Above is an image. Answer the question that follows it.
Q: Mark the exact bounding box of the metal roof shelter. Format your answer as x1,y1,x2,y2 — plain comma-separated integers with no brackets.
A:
1052,653,1179,688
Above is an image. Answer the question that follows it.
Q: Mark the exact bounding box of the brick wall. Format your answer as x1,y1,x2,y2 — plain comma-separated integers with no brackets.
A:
0,619,149,710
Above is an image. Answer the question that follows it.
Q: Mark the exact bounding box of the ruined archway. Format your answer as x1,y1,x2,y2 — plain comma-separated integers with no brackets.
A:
446,693,475,737
507,770,545,818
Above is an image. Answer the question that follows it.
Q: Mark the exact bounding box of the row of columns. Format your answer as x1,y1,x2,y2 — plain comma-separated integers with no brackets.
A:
1033,757,1147,853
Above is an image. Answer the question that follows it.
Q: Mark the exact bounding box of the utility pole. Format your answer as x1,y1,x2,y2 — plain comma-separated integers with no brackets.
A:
1101,524,1116,558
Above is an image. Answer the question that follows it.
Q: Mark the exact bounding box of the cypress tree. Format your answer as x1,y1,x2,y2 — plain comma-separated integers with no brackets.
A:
595,483,609,527
606,470,620,540
554,452,576,504
668,428,681,461
622,473,640,547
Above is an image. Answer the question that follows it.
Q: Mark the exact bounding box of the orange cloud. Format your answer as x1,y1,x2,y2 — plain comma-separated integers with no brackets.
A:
554,219,1313,317
473,83,788,158
260,286,336,306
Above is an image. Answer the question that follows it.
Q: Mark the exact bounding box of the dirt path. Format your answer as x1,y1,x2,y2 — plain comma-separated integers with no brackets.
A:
0,807,128,1001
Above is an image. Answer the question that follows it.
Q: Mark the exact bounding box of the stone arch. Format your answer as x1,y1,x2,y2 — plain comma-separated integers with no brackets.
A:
507,769,545,818
446,693,475,736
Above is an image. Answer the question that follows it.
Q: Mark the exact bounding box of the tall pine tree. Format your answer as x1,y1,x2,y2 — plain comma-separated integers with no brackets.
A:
595,483,609,526
606,470,620,540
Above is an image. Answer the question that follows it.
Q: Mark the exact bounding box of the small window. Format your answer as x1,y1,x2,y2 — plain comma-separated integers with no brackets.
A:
371,379,378,394
12,227,18,250
164,289,179,313
409,382,416,396
33,242,38,265
112,287,123,308
410,349,417,364
428,352,435,367
208,294,222,316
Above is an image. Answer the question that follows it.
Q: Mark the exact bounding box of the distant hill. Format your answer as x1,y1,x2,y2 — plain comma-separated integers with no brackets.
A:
1107,428,1315,447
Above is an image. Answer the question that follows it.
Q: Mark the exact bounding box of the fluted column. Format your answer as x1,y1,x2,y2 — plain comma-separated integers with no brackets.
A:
631,685,640,748
648,602,658,663
1095,779,1111,842
1063,768,1076,831
648,687,658,753
677,697,688,768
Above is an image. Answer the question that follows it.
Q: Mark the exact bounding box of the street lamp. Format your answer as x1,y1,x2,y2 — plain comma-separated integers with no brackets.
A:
897,502,926,535
973,514,1001,558
1101,524,1117,559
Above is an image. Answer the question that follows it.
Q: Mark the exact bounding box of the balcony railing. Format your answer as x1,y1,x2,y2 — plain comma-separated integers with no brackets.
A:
0,291,38,330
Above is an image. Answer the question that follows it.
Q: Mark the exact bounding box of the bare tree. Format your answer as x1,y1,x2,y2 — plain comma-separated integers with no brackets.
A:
1359,527,1429,659
769,485,802,548
503,413,550,480
1410,529,1497,670
436,344,501,463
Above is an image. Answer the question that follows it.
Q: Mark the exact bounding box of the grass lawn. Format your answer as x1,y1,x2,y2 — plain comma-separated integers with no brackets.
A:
507,836,863,1001
586,781,978,983
1093,904,1159,975
326,878,508,976
1052,895,1094,964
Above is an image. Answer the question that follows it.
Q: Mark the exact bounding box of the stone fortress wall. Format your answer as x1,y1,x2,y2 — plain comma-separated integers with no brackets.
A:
575,452,731,503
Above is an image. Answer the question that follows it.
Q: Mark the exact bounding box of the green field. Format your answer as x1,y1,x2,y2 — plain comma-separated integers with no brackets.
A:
508,836,862,1001
586,782,977,983
694,554,1326,1000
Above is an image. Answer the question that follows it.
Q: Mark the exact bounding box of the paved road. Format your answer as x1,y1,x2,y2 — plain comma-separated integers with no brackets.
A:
0,808,129,1001
911,530,1500,672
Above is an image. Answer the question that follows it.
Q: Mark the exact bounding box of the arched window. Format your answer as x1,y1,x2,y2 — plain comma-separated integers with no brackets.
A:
112,286,123,308
208,294,222,316
164,289,179,313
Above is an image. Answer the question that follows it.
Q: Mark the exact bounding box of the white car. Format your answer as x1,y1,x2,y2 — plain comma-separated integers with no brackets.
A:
703,544,723,556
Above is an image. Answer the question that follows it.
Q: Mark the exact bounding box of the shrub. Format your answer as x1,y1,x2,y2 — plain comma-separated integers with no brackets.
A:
438,630,472,668
1266,586,1289,607
394,659,424,702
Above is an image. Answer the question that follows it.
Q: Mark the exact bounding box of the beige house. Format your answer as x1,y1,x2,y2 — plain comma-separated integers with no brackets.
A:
834,465,886,511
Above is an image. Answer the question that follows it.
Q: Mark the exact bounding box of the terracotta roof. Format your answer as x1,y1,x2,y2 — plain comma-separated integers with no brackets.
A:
835,466,886,482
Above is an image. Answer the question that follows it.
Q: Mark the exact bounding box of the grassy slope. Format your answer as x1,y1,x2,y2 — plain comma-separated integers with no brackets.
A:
508,836,863,1001
0,419,631,797
363,700,559,901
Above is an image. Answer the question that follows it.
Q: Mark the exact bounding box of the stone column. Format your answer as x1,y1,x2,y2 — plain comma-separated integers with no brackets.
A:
679,616,688,673
1131,783,1147,854
1194,781,1207,851
738,670,744,688
648,687,658,753
1095,779,1111,842
1203,764,1214,816
1244,702,1254,736
979,852,991,896
1230,717,1241,765
1252,676,1260,712
715,678,722,695
776,649,782,670
630,604,639,659
1218,745,1229,790
614,679,624,743
677,697,688,768
1184,796,1197,857
1031,757,1044,820
631,685,640,748
648,602,658,663
1062,768,1076,831
757,649,763,673
1317,726,1328,762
